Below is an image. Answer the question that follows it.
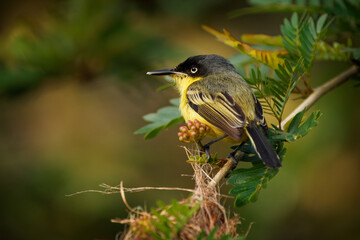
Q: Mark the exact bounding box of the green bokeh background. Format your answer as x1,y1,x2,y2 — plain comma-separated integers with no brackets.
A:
0,1,359,239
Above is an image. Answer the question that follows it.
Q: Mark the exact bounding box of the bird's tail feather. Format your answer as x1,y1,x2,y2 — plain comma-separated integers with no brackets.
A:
245,124,281,168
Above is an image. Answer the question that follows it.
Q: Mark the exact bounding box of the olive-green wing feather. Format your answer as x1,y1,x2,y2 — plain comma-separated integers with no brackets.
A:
187,84,246,140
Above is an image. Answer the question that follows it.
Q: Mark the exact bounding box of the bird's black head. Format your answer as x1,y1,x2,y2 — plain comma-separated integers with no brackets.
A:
175,54,237,77
147,54,237,77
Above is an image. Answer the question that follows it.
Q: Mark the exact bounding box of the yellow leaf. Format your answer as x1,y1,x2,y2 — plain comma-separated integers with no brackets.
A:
241,34,283,47
202,25,287,70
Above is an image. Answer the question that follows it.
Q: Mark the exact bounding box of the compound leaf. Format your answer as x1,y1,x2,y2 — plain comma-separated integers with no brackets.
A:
135,98,184,139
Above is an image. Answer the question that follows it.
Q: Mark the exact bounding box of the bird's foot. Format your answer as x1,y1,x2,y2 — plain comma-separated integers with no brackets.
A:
223,152,240,178
178,119,210,143
203,142,212,161
227,152,238,167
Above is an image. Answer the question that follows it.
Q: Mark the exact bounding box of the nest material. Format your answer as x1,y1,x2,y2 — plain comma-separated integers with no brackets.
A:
116,148,242,240
178,162,241,239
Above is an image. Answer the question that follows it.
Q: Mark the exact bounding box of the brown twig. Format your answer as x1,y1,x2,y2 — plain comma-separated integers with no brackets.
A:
119,181,149,216
208,152,244,188
66,177,234,198
66,185,196,196
281,65,360,129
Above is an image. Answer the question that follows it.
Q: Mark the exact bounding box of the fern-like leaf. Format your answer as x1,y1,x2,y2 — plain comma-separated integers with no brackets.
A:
245,67,278,118
228,109,321,207
245,59,303,125
272,109,322,142
228,162,279,207
273,58,304,125
281,13,330,72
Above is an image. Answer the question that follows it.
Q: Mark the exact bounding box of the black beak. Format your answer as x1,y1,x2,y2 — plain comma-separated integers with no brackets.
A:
146,68,186,76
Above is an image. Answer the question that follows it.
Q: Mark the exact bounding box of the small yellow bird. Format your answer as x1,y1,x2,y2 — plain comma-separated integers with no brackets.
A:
147,54,281,168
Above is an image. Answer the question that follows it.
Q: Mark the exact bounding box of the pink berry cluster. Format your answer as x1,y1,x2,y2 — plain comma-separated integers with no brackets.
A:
178,119,210,143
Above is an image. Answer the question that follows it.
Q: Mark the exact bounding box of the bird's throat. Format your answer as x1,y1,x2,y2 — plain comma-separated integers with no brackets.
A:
173,75,202,95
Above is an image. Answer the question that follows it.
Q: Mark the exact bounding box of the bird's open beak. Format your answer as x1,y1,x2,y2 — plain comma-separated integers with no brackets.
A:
146,68,186,76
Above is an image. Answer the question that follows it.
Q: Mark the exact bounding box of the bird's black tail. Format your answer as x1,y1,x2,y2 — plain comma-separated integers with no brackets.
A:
245,123,281,168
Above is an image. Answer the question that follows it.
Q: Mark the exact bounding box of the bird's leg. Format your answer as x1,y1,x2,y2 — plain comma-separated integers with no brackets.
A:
195,140,204,152
227,142,245,166
203,134,228,161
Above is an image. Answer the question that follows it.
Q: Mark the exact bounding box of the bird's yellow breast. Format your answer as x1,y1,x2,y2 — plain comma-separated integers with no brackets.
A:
176,76,203,123
179,94,226,139
175,75,232,140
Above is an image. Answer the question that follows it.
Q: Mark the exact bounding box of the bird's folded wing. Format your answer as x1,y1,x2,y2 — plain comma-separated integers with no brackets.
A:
187,86,246,140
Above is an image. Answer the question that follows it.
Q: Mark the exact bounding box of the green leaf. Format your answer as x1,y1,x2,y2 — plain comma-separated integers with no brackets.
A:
291,12,298,27
287,108,306,133
169,98,180,106
244,59,304,124
227,165,279,207
135,98,184,139
281,12,331,72
316,14,328,33
271,59,304,122
227,131,289,208
227,107,321,208
273,110,322,142
149,200,200,239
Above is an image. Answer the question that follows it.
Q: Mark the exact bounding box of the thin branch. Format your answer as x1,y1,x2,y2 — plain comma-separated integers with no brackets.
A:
281,65,360,129
119,181,148,216
208,152,244,188
66,186,196,196
66,181,234,198
208,159,233,188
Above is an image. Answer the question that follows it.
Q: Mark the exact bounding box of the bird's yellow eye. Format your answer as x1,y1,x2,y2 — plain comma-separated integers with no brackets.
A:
190,67,198,74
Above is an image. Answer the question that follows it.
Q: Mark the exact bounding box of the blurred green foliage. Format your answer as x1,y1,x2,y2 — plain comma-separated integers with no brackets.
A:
149,200,199,239
0,0,178,96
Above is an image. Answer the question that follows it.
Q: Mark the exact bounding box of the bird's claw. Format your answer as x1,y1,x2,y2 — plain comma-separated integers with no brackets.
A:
227,152,239,167
203,143,211,161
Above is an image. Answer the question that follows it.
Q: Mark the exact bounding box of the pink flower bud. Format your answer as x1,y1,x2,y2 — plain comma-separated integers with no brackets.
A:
199,127,204,134
180,126,187,133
